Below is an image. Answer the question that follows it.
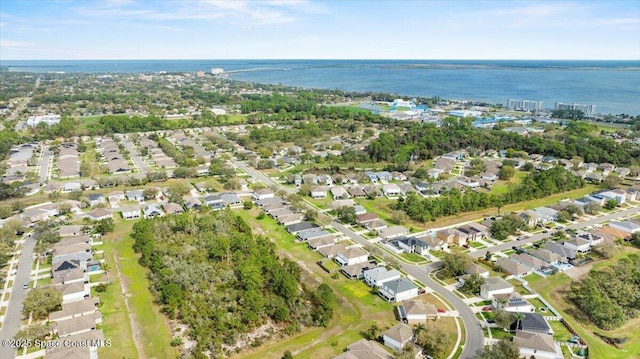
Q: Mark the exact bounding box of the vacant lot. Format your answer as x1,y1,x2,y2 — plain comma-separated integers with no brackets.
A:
527,247,640,359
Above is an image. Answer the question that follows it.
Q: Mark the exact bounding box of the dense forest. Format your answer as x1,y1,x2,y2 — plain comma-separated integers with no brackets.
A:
365,118,640,166
131,210,336,356
569,254,640,330
395,167,585,222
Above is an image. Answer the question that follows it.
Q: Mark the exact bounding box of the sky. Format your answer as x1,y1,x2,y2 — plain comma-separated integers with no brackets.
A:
0,0,639,60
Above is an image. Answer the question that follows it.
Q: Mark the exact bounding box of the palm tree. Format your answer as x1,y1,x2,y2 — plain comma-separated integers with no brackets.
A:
513,312,525,332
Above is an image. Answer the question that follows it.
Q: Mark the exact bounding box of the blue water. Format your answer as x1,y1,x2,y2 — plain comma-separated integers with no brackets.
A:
2,59,639,115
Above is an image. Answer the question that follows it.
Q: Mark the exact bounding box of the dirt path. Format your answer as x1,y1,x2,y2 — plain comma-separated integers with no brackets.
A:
113,252,147,359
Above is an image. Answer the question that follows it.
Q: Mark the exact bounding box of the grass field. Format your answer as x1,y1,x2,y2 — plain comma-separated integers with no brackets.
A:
98,218,176,359
527,247,640,359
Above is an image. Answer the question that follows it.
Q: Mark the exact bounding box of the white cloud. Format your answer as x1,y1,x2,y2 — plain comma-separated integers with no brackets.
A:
0,39,33,48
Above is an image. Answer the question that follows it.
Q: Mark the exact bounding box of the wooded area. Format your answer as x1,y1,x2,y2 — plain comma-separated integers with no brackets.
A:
131,209,336,356
569,254,640,330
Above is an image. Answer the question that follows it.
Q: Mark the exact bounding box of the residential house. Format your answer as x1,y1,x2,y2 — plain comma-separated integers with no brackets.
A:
332,339,393,359
20,203,60,223
466,263,489,278
382,183,402,197
356,213,379,225
56,282,90,303
87,208,113,221
330,186,349,199
492,292,533,313
49,298,100,322
204,195,225,210
252,188,275,201
563,238,591,253
398,299,438,323
328,199,356,210
363,185,382,198
286,222,319,234
519,210,542,227
86,194,106,207
393,237,430,256
335,247,369,267
510,254,547,271
277,213,305,226
480,277,514,300
318,242,350,259
120,206,140,220
162,202,184,215
544,242,576,263
378,226,409,240
59,225,85,237
533,207,558,224
382,323,415,352
364,171,378,183
310,186,327,199
220,193,242,207
341,261,377,279
125,190,144,203
363,219,388,232
363,267,401,287
513,331,563,359
528,249,561,265
378,278,419,302
609,220,640,234
307,235,337,250
51,311,102,338
348,187,367,198
509,312,553,335
52,267,88,286
496,258,532,277
298,229,330,241
184,197,202,210
143,204,164,219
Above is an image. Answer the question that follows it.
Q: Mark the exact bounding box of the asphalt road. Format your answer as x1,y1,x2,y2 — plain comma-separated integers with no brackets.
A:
332,221,484,359
0,234,36,358
39,147,50,183
470,206,640,259
120,136,151,174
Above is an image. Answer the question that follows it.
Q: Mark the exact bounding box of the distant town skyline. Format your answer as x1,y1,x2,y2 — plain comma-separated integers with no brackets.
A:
1,0,639,60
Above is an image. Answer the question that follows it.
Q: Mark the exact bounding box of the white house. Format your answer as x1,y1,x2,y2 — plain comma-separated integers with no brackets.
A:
363,267,401,287
57,282,90,304
382,323,414,352
563,238,591,253
335,247,369,267
87,208,113,221
378,278,419,302
121,207,141,220
609,220,640,234
513,331,563,359
382,183,402,197
492,292,533,312
310,186,327,199
398,299,438,323
252,189,275,201
480,277,514,300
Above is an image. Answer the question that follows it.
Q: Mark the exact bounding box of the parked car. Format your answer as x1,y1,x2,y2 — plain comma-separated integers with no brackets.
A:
22,283,28,289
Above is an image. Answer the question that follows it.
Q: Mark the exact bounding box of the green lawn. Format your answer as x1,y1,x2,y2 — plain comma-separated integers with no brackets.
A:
400,252,427,263
469,241,485,249
98,219,176,359
490,328,513,339
549,320,573,341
